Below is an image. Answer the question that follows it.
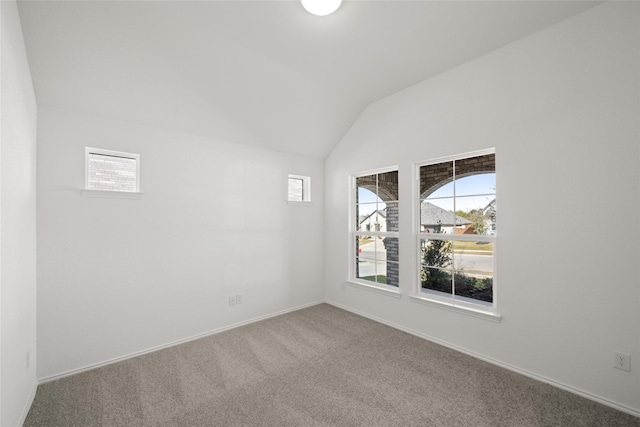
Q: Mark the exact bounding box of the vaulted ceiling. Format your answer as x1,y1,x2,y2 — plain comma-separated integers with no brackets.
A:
17,0,600,159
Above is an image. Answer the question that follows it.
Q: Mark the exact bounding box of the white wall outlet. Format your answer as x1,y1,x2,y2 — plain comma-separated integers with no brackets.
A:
236,294,243,305
614,351,631,371
229,295,236,306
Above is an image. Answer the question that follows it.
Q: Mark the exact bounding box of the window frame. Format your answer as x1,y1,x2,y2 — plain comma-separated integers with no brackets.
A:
412,148,500,321
347,165,400,296
288,174,312,204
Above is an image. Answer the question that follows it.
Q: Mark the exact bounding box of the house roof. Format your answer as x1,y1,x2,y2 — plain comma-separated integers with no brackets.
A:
360,209,386,225
421,202,471,227
16,1,599,159
483,198,496,216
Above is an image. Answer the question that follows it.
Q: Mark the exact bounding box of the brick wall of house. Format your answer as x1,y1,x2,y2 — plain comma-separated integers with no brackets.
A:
87,153,137,192
420,153,495,198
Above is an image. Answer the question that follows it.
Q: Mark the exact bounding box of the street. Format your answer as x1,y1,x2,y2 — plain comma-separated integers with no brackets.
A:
357,240,493,278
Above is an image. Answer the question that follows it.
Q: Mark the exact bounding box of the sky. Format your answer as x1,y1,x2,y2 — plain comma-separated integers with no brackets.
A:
357,173,496,216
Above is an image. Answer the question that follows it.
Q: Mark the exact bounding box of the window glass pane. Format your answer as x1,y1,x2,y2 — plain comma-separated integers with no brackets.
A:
420,199,459,234
455,173,495,197
383,237,399,262
358,236,376,261
288,178,303,201
454,153,495,189
421,238,452,269
385,201,399,232
378,170,398,202
386,261,399,287
356,260,392,285
421,266,452,295
357,187,383,204
356,258,376,282
453,271,493,304
454,196,496,235
452,243,493,275
421,161,453,199
371,260,387,284
87,153,137,192
356,175,377,200
357,202,378,231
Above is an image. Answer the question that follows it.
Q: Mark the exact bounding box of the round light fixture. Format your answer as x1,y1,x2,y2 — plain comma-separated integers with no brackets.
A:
301,0,342,16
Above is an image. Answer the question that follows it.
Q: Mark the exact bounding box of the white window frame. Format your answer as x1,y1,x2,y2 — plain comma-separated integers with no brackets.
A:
83,147,141,198
288,174,311,204
411,148,500,321
347,165,400,297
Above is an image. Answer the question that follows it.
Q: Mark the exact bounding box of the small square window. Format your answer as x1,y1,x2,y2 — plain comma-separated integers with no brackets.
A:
86,147,140,193
288,174,311,202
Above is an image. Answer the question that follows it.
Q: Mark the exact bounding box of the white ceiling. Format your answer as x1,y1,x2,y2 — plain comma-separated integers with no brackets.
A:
17,0,600,159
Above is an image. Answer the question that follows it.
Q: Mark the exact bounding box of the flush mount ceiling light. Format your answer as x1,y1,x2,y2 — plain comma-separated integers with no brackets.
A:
301,0,342,16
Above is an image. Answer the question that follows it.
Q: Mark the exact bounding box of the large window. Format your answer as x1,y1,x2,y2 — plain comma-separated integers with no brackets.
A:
417,150,496,312
350,168,399,288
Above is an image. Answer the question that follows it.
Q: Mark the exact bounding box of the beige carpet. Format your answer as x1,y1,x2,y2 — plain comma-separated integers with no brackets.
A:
24,303,640,426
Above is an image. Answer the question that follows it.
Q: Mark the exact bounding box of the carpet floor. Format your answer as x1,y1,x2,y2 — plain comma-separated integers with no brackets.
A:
24,303,640,426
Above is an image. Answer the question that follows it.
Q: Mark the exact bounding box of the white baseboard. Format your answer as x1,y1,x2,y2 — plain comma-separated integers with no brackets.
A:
17,379,38,427
325,299,640,419
38,300,324,384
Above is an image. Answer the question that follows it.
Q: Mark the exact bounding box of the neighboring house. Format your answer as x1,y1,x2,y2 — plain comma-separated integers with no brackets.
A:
483,198,496,235
421,202,471,234
359,209,387,233
453,198,497,235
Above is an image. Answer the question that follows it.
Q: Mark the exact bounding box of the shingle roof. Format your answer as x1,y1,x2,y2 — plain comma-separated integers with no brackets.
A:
420,202,471,226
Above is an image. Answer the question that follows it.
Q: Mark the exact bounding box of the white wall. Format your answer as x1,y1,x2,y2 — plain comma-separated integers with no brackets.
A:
1,1,38,425
325,2,640,414
37,106,324,379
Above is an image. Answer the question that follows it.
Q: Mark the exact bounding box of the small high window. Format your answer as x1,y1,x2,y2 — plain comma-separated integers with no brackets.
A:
288,174,311,202
86,147,140,193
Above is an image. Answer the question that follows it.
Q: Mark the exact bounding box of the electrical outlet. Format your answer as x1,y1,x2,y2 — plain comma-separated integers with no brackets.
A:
236,294,243,305
614,352,631,371
229,296,236,306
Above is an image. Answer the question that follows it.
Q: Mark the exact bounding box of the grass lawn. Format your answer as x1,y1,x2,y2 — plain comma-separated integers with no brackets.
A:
359,237,374,245
360,275,386,284
453,241,493,252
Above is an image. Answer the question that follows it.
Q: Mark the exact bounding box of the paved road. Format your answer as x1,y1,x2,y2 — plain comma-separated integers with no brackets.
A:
453,253,493,275
358,240,386,277
357,240,493,278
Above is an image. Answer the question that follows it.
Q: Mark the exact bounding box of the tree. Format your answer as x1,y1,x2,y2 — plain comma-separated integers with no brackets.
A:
421,223,452,293
422,239,451,269
468,209,487,235
456,208,487,234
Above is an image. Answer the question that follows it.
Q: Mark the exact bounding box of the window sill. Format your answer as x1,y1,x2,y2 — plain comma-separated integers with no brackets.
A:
81,189,143,199
287,200,313,206
345,280,402,298
409,294,502,322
